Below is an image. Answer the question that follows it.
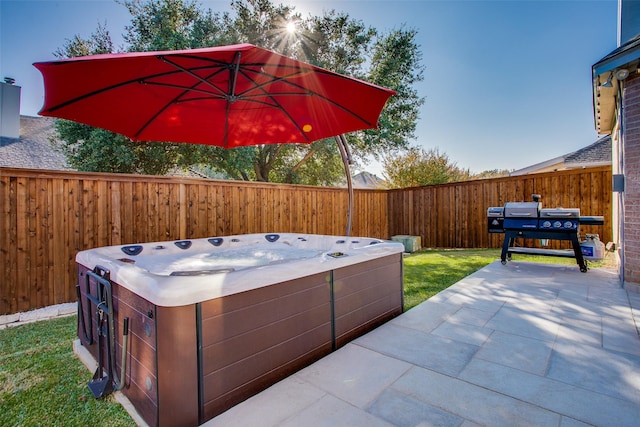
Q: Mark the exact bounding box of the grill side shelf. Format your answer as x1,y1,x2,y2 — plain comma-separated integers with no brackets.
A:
579,216,605,226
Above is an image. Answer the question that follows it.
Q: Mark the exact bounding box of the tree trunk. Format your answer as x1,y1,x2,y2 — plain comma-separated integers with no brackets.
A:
254,145,284,182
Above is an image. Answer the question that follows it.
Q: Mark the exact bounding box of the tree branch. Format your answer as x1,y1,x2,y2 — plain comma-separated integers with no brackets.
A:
291,148,317,173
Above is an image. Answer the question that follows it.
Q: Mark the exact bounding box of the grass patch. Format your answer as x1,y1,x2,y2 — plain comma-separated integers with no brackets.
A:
403,247,615,310
403,249,501,310
0,248,615,423
0,315,134,427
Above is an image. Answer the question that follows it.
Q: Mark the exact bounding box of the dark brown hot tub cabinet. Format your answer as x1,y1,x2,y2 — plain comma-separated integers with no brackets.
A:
77,253,403,426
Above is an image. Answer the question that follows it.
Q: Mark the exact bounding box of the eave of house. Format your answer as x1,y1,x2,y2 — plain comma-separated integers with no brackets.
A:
509,156,565,176
509,135,611,176
592,35,640,135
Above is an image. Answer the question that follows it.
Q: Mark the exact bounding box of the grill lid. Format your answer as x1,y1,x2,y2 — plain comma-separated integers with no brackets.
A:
503,202,541,218
539,208,580,218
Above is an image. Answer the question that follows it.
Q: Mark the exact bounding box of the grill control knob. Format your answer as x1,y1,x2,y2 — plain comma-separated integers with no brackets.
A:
553,221,562,228
564,221,573,229
542,221,551,228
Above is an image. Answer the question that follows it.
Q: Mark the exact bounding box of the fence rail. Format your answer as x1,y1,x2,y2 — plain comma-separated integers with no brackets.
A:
0,166,611,314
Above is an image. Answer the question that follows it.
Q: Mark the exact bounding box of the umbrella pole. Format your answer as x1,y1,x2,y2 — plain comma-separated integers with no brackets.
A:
335,135,354,236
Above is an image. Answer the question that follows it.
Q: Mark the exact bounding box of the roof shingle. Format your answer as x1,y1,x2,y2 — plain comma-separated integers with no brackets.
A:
0,116,70,170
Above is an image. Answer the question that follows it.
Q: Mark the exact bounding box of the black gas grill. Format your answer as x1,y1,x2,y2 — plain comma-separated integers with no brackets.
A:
487,195,604,272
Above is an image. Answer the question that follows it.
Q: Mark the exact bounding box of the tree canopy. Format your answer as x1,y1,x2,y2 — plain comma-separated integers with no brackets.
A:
382,147,472,188
382,146,515,188
51,0,425,183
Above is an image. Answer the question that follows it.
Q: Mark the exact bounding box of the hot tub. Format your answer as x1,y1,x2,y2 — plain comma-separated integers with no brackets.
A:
76,233,404,426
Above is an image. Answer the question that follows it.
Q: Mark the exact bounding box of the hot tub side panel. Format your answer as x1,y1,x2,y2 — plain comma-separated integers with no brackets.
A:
199,272,333,421
156,304,198,427
113,284,163,426
333,253,404,348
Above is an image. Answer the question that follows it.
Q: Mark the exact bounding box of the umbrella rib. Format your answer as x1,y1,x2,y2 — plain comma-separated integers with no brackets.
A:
158,52,242,146
42,65,223,113
171,52,313,76
42,75,154,113
133,67,230,140
155,53,381,128
238,67,376,127
135,54,254,140
159,56,229,98
232,67,309,140
140,80,227,99
233,67,375,135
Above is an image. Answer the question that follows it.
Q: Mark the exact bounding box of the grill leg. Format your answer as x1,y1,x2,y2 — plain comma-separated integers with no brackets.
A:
571,234,588,272
500,232,514,265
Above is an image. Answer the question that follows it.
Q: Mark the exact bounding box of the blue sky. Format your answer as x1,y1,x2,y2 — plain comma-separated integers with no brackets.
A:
0,0,619,174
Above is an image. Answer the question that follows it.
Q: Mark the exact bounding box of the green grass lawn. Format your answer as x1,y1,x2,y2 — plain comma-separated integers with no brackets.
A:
0,248,614,425
403,247,614,310
403,248,501,309
0,315,134,426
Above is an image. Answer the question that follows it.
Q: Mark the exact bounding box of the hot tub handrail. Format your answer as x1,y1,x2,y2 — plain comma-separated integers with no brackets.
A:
76,281,93,345
84,266,126,396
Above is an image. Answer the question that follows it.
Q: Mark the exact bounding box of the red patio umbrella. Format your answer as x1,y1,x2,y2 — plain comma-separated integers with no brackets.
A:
34,43,396,235
34,43,395,148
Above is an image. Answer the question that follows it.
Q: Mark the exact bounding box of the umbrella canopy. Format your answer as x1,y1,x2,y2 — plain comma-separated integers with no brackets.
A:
34,43,395,148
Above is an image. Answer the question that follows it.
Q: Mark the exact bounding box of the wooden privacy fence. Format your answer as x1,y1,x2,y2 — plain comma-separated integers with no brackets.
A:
0,168,388,315
1,165,611,315
388,166,612,249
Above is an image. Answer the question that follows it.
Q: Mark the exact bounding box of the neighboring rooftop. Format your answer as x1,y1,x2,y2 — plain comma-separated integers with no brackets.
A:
510,135,611,176
351,171,386,189
0,115,70,170
564,135,612,168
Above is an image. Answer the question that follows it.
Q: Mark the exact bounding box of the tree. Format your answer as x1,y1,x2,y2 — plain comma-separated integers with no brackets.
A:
122,0,231,50
53,120,184,174
471,169,511,179
358,26,424,159
52,0,425,184
53,21,114,58
382,147,471,189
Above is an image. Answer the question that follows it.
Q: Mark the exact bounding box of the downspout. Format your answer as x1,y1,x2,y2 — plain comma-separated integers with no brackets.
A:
617,80,626,284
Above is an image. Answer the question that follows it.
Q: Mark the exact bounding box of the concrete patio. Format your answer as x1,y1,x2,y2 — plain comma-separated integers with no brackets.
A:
206,261,640,427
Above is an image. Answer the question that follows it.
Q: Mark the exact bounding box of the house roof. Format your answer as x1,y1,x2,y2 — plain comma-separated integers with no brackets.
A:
0,116,215,177
509,135,611,176
508,155,565,176
0,115,71,170
564,135,612,167
592,34,640,135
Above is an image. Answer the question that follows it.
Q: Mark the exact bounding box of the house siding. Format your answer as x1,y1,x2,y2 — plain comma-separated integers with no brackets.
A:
623,72,640,284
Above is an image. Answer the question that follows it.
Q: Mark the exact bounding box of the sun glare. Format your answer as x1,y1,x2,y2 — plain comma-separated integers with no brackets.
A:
286,22,296,34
